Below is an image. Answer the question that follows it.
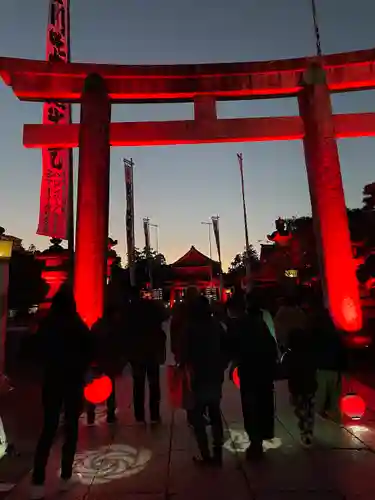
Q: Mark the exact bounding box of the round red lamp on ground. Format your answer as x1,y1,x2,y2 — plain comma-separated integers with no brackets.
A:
232,367,240,388
84,375,112,405
340,393,366,420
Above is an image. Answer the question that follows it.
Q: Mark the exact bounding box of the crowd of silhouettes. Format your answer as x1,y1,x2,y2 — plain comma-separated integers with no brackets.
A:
171,285,346,462
24,282,346,498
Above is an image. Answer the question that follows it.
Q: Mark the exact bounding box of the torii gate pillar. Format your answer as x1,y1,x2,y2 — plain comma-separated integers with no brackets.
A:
74,74,111,327
298,63,362,332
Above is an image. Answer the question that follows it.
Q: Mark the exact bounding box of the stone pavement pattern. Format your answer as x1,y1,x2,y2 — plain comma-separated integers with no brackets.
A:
1,371,375,500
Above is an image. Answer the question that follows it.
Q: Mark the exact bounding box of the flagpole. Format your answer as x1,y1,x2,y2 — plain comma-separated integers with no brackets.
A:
201,221,213,286
237,153,252,290
143,217,153,290
65,0,74,284
211,215,223,301
150,223,159,254
124,158,136,288
310,0,322,57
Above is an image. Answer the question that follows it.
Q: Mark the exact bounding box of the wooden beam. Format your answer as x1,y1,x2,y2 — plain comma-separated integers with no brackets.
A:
23,113,375,149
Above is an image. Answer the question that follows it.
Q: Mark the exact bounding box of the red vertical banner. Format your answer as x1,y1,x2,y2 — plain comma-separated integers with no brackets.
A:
37,0,72,239
124,159,136,286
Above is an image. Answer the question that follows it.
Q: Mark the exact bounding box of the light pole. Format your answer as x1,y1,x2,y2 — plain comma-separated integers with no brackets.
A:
201,221,213,287
0,239,13,375
201,221,213,260
237,153,252,290
0,237,12,462
149,223,159,254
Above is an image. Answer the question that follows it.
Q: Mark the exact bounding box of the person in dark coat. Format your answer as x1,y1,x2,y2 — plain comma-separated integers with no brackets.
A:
274,295,307,353
231,292,278,461
226,294,245,327
86,302,127,425
310,297,348,421
225,295,245,379
127,293,166,423
170,286,200,364
286,327,317,447
29,285,94,500
180,296,227,466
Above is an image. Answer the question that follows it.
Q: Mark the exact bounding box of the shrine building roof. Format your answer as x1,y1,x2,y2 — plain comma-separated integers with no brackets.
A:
171,246,218,268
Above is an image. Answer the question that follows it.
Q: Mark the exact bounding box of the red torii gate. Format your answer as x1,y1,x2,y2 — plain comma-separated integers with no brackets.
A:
1,48,374,330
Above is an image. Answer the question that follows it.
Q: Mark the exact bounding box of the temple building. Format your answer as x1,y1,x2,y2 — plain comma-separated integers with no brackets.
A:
167,246,225,305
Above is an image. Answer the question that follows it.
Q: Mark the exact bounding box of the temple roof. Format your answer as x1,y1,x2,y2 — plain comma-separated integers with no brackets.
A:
171,246,218,268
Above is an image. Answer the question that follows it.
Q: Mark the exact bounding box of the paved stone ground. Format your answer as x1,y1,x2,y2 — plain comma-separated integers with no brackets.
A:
2,370,375,499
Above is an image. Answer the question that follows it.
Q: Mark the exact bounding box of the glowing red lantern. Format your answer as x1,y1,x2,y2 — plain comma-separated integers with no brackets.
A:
340,393,366,420
84,375,113,405
232,367,240,388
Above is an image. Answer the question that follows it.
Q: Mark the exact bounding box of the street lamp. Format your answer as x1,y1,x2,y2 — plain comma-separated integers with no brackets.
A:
0,240,13,375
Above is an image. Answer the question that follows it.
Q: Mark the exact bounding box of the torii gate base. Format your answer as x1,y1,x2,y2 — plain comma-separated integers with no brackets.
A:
1,49,372,331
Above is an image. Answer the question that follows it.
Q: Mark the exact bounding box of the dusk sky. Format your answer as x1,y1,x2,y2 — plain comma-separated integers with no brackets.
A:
1,0,375,268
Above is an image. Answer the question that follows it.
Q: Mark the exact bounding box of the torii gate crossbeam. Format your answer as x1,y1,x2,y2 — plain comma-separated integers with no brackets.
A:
23,113,375,148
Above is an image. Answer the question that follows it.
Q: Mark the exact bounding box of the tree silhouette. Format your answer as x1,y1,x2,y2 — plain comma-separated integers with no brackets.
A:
122,247,168,288
133,247,166,265
8,249,47,314
227,247,259,284
27,244,37,254
363,182,375,211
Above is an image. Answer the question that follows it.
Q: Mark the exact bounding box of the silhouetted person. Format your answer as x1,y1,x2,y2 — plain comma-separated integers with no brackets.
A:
286,327,317,447
170,286,200,364
226,295,245,379
211,301,228,329
310,296,347,421
274,295,307,353
86,302,127,425
128,292,166,423
0,374,14,458
231,292,278,461
30,285,94,500
226,294,245,322
180,296,226,466
161,309,175,366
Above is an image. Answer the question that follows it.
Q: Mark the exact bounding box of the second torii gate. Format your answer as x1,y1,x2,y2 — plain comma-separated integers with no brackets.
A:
1,49,374,330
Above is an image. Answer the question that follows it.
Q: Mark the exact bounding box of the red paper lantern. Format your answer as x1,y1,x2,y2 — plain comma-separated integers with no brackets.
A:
232,367,240,388
340,393,366,420
84,375,113,405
